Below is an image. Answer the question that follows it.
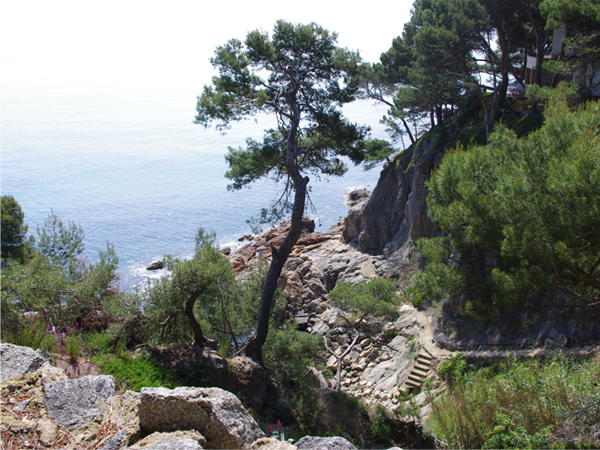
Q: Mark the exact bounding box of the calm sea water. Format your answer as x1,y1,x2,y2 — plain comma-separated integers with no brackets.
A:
1,78,388,290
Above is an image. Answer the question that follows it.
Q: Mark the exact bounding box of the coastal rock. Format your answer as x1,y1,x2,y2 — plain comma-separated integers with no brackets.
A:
146,261,165,271
99,429,128,450
0,343,50,381
229,254,247,272
295,436,357,450
342,133,443,253
360,335,413,393
139,386,264,449
44,375,116,430
346,188,370,207
228,219,316,274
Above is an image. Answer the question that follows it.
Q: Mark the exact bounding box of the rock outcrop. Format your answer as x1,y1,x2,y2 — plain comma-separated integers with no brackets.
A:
295,436,358,450
0,347,266,450
341,127,461,278
0,343,51,381
139,386,265,449
44,375,116,430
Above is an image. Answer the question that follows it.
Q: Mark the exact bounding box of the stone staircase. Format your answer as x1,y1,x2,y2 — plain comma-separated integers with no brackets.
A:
402,349,435,393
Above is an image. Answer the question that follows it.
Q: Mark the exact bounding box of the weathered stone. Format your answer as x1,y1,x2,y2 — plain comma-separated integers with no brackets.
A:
326,356,338,372
229,254,247,272
346,188,370,207
230,356,268,412
323,308,346,328
250,437,297,450
98,429,128,450
284,258,304,272
130,431,206,449
295,436,357,450
311,319,330,336
44,375,115,430
36,419,57,446
99,390,141,445
0,343,50,381
139,386,264,449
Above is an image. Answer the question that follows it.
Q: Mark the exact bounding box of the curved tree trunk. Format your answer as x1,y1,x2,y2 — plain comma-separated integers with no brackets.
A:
185,291,207,348
244,174,308,363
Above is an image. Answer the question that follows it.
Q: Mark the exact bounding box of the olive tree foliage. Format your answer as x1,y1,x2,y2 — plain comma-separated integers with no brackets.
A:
412,90,600,316
195,21,372,362
1,206,120,334
118,229,261,351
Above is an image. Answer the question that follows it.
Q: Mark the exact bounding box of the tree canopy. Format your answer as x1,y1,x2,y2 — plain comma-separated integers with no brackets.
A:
1,195,30,263
412,90,600,315
195,21,373,362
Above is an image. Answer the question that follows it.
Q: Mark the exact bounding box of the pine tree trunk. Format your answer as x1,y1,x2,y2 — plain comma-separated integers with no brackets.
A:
244,173,309,363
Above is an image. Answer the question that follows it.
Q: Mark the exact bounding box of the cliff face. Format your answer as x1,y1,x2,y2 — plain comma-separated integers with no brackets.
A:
342,124,457,263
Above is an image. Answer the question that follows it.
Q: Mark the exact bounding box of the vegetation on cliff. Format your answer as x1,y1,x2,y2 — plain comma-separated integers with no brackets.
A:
412,90,600,316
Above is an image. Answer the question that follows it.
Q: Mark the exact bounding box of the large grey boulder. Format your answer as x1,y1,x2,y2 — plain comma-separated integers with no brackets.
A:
139,386,265,449
44,375,115,430
0,343,50,381
295,436,357,450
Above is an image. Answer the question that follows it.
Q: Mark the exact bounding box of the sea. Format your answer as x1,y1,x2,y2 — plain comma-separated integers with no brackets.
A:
1,76,390,291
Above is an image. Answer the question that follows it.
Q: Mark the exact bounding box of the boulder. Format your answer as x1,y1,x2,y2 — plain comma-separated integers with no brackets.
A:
310,319,330,336
230,356,268,411
229,254,247,272
139,386,265,449
146,261,165,271
360,335,413,393
0,343,50,381
295,436,357,450
250,437,298,450
129,431,206,449
99,390,142,445
44,375,116,430
346,188,370,207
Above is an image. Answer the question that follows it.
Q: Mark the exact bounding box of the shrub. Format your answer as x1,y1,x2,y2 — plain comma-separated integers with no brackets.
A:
330,277,399,323
95,353,178,392
430,355,600,449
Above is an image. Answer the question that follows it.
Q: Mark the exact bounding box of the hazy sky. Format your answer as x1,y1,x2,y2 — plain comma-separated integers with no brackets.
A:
1,0,412,89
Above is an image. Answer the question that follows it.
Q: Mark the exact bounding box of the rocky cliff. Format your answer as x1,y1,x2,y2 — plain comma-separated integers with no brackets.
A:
342,125,458,276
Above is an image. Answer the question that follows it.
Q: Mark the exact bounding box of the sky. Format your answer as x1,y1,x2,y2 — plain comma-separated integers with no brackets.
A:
1,0,412,91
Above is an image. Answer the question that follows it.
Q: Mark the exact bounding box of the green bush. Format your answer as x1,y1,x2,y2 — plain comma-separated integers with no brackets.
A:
482,413,550,449
413,90,600,313
437,353,467,386
430,355,600,449
95,353,178,392
330,277,399,323
370,412,391,444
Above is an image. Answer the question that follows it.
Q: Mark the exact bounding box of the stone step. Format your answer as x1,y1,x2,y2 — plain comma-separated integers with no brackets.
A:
407,374,423,384
418,351,434,361
411,368,429,378
405,379,421,388
416,357,431,366
415,361,431,372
